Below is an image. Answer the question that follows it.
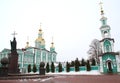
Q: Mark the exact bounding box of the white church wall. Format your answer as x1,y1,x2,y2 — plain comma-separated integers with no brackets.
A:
116,52,120,72
99,57,103,72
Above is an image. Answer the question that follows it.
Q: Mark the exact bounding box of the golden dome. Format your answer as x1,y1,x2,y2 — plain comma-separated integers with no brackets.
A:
25,41,29,48
35,37,43,42
51,42,54,48
41,39,45,45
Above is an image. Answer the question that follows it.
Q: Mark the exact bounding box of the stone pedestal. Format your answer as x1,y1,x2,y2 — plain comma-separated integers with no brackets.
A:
0,67,8,76
8,52,19,73
39,68,46,75
39,62,46,75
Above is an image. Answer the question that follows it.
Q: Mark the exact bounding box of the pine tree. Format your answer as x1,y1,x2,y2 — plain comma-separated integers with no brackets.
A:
91,58,96,66
28,64,31,73
81,58,86,66
51,62,55,73
58,62,62,72
70,61,75,67
46,62,50,73
66,62,70,72
75,58,80,72
86,60,91,71
33,64,37,73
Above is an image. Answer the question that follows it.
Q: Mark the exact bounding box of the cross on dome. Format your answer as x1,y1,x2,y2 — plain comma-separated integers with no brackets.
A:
99,2,104,16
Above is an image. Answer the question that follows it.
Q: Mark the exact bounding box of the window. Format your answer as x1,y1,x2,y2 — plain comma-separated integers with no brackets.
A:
102,20,106,25
106,45,110,52
104,40,111,52
104,31,108,38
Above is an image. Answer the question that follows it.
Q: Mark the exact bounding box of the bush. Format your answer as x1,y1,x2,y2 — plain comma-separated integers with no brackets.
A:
81,58,86,66
51,62,55,73
58,62,62,72
46,62,50,73
66,62,70,72
70,61,75,67
33,64,37,73
75,58,80,72
28,64,31,73
86,60,91,71
91,58,96,66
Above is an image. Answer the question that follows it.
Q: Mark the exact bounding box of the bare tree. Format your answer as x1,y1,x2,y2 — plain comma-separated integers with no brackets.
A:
87,39,102,63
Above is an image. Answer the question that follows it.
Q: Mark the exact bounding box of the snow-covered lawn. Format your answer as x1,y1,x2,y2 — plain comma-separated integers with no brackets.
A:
47,70,101,75
25,70,101,75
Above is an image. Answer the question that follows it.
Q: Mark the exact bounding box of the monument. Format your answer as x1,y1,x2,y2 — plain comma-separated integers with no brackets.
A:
8,32,19,73
39,62,46,75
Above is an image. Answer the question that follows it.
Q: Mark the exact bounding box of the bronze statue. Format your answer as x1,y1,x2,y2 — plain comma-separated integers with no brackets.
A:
10,37,17,52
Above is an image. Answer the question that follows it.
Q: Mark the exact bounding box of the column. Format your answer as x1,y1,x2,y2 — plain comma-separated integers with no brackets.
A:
41,51,42,62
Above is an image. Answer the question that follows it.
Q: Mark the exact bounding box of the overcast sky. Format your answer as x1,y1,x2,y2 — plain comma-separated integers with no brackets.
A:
0,0,120,62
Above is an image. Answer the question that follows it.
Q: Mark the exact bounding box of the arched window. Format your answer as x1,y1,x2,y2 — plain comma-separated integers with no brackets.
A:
104,31,108,38
102,20,106,25
104,40,111,52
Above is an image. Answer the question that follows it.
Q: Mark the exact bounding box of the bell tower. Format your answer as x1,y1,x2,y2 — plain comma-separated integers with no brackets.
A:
100,16,111,38
98,2,119,73
99,2,114,53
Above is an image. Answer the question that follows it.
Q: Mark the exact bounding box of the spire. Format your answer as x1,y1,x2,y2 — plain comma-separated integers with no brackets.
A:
99,2,107,26
35,23,46,49
38,23,43,39
25,36,29,48
51,37,54,48
39,23,42,34
99,2,111,38
50,37,55,52
99,2,104,16
35,23,43,42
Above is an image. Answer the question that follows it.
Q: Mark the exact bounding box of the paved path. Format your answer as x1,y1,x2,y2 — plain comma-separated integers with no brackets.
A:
0,75,120,83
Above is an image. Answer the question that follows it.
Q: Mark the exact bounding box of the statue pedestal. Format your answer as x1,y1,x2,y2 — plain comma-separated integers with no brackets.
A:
0,67,8,76
8,52,19,73
39,68,45,75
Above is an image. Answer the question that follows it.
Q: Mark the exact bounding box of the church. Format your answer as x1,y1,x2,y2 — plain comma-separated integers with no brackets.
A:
0,25,57,73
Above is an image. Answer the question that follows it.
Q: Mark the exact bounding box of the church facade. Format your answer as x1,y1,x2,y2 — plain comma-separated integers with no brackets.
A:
0,26,57,73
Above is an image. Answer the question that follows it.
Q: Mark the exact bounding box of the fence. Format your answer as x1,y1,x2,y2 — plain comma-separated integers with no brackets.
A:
55,66,99,72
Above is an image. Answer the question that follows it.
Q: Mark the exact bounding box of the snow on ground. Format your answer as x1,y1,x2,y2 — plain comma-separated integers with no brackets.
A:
47,70,101,75
25,70,101,75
